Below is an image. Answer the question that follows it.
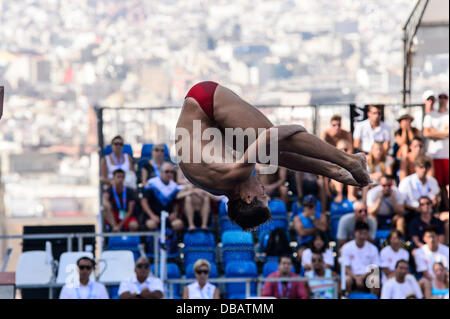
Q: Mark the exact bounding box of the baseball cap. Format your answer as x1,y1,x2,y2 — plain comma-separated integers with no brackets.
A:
396,109,414,122
303,194,317,205
422,90,435,101
438,91,448,99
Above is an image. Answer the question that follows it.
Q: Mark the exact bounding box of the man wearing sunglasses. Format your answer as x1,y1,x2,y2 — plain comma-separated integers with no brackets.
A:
119,257,163,299
60,257,109,299
305,252,338,299
321,114,353,153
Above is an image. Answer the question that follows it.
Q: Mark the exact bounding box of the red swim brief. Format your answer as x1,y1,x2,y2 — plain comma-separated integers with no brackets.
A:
185,81,219,121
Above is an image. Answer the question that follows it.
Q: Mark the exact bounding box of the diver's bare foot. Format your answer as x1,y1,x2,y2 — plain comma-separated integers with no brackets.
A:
333,166,360,186
349,153,371,186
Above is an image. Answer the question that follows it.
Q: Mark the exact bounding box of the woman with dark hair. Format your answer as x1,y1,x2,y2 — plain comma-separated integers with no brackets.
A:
380,230,409,283
301,231,334,271
101,135,136,188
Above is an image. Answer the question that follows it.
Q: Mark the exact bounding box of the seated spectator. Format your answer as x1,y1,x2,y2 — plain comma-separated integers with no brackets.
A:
409,196,446,248
140,143,166,184
399,137,434,181
321,114,353,152
366,142,394,185
305,252,338,299
380,260,423,299
140,162,184,233
182,259,220,299
101,135,136,188
341,221,380,295
59,257,109,299
394,111,420,159
367,175,405,232
422,90,436,115
295,172,326,213
119,257,163,299
353,104,390,154
293,195,328,254
423,91,449,212
422,262,449,299
398,155,440,213
261,255,309,299
102,169,139,232
301,231,334,271
380,230,409,283
415,226,449,284
257,165,289,204
337,201,377,248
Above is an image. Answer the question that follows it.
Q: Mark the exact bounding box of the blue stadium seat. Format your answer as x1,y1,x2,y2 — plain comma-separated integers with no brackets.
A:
262,260,295,277
104,144,134,157
330,215,345,241
222,231,253,247
348,292,378,299
268,199,287,215
107,235,140,251
108,285,120,299
151,263,181,298
375,229,391,249
219,216,242,233
185,262,219,279
255,201,289,236
225,261,258,299
145,231,180,260
330,198,354,216
184,230,216,249
221,231,255,266
218,201,228,217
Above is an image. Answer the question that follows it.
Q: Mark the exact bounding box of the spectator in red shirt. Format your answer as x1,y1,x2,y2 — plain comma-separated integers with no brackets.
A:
261,255,310,299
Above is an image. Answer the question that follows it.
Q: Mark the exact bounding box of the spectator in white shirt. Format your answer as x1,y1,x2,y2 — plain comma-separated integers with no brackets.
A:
353,105,391,154
119,257,164,299
381,259,423,299
342,221,380,295
422,90,436,115
59,257,109,299
367,175,405,232
398,155,440,213
301,231,335,271
380,230,409,283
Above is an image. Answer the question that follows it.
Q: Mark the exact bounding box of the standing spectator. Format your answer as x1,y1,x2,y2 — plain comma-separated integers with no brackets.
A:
182,259,220,299
409,196,446,248
422,90,436,115
119,257,164,299
415,226,449,283
141,143,166,184
367,175,405,232
337,201,377,248
380,260,423,299
101,135,136,188
140,162,184,233
353,104,390,154
305,252,338,299
321,114,353,153
366,142,394,185
301,232,335,271
380,230,409,283
261,255,309,299
423,90,449,212
399,137,434,181
398,155,440,213
422,262,449,299
342,221,380,295
394,111,421,159
102,169,139,232
293,195,328,250
59,257,109,299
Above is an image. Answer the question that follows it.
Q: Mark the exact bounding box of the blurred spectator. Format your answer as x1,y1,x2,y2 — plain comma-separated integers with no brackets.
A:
367,175,405,232
398,155,440,213
261,255,309,299
301,231,335,271
305,252,338,299
415,226,449,283
119,257,164,299
59,257,109,299
423,90,449,212
101,135,136,188
257,165,289,204
422,90,436,115
399,137,434,181
182,259,220,299
409,196,445,248
140,162,184,233
353,104,390,154
366,142,394,185
380,260,423,299
337,201,377,248
141,143,166,184
422,262,449,299
341,221,380,294
321,114,353,153
102,169,139,232
380,230,409,283
293,195,328,253
295,172,326,213
394,111,420,159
